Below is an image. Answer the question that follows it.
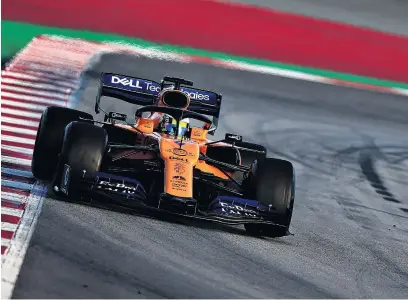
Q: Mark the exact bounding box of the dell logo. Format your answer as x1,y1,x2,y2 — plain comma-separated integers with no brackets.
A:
111,76,142,89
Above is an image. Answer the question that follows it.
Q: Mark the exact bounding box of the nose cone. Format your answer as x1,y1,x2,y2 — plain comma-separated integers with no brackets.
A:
160,138,200,198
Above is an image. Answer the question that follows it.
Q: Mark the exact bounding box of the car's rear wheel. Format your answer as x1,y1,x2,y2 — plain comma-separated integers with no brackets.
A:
31,106,93,181
53,121,108,194
243,158,295,237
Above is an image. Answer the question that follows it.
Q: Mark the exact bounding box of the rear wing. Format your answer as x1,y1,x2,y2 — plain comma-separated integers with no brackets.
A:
95,73,223,134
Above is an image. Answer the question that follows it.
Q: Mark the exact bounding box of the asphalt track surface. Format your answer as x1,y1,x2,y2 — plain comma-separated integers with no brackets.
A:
223,0,408,36
12,54,408,298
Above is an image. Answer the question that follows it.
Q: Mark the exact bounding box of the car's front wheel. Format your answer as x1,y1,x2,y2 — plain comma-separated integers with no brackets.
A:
31,106,93,181
243,157,295,237
53,121,108,195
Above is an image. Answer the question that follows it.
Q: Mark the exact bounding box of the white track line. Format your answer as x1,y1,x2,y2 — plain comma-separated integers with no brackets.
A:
1,77,72,93
1,193,28,204
19,51,89,65
221,60,323,82
2,70,59,81
18,51,89,63
1,239,11,247
393,87,408,96
1,100,49,114
7,63,81,78
1,208,24,218
1,223,19,232
12,67,78,83
1,117,40,128
12,60,85,73
1,85,69,100
1,72,75,89
2,92,67,106
1,145,34,155
21,43,93,57
1,125,37,137
1,183,47,299
1,135,35,145
1,156,33,167
2,108,42,119
29,38,99,52
20,68,77,81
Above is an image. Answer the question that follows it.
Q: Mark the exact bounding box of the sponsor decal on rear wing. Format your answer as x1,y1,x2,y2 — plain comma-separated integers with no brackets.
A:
96,73,223,132
104,74,162,95
100,73,220,101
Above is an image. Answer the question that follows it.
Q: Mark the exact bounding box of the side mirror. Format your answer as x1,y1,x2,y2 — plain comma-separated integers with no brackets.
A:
225,133,242,143
104,112,127,123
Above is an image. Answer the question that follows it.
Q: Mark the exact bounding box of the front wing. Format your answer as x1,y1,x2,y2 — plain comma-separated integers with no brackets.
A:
58,164,285,227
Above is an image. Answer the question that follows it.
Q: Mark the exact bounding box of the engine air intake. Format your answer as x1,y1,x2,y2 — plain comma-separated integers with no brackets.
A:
162,91,189,109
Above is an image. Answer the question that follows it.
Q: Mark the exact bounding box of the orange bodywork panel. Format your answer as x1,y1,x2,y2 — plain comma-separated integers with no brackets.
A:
190,127,208,142
114,118,155,134
196,142,230,180
114,123,139,133
194,161,229,180
113,122,231,196
135,117,154,134
160,138,200,198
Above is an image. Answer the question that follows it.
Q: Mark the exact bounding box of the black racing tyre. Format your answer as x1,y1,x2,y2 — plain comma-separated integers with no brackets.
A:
236,142,267,167
31,106,93,181
54,122,108,190
243,158,295,237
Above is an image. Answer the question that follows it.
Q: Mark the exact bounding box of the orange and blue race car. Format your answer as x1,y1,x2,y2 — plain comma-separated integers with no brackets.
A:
31,73,296,237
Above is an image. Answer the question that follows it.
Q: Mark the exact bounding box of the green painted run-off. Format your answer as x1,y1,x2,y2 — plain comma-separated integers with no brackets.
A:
2,21,408,90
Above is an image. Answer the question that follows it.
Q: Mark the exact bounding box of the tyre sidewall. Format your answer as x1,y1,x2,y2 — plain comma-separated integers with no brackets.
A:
245,158,295,227
54,121,108,190
31,107,93,181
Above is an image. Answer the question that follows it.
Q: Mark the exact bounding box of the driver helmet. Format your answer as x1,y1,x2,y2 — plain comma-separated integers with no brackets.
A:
159,114,190,138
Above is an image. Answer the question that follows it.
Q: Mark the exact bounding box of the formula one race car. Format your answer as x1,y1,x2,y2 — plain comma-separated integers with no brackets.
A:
31,73,295,237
